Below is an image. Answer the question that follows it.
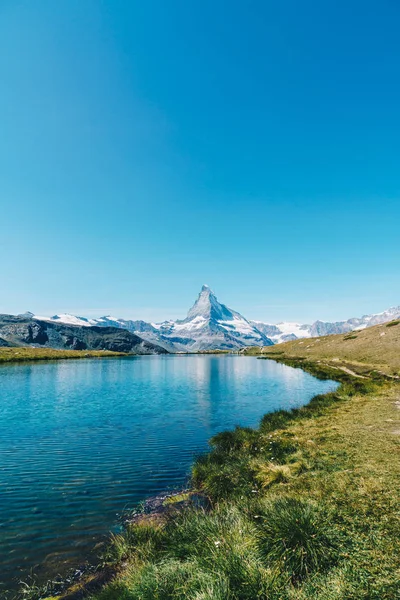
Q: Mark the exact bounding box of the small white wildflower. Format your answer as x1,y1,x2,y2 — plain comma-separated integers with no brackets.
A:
214,540,221,546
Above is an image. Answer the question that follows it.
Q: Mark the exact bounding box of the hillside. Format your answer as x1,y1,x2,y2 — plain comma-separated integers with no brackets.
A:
36,294,400,348
248,319,400,377
0,314,167,355
35,286,274,351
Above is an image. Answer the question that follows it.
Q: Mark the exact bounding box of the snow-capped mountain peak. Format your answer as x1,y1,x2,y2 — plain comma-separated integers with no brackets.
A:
33,294,400,352
160,286,273,350
187,285,240,322
35,287,273,352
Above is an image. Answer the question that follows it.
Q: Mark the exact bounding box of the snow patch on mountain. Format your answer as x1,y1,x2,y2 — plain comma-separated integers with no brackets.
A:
172,316,207,331
275,322,311,338
39,314,95,327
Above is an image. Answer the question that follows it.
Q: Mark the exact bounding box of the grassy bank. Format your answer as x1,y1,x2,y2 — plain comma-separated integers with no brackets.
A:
0,347,126,364
244,319,400,379
31,354,399,600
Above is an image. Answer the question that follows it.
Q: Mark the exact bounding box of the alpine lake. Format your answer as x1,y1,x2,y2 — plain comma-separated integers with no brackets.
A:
0,354,338,595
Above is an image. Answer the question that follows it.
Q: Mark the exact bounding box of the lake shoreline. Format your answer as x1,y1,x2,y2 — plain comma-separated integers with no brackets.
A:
8,350,400,599
47,358,400,600
3,355,334,598
16,358,351,600
0,347,127,364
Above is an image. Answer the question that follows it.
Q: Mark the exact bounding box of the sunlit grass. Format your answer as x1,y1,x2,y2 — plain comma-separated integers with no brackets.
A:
20,355,400,600
0,347,125,363
247,318,400,377
77,364,400,600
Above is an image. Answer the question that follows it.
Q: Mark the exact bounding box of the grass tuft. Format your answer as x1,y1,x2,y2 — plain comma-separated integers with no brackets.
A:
386,320,400,327
251,460,292,489
257,497,339,583
22,356,400,600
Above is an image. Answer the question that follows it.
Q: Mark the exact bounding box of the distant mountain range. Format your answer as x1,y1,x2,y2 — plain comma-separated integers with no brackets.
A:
32,285,400,352
35,286,273,352
0,314,167,354
254,305,400,343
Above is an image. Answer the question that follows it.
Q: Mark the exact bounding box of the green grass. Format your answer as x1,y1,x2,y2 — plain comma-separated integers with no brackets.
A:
23,349,400,600
386,320,400,327
0,347,126,364
257,497,340,583
244,318,400,377
43,364,397,600
163,492,191,505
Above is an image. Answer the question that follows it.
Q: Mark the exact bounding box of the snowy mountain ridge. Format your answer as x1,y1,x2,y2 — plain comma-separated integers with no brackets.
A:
252,305,400,342
35,286,273,352
34,288,400,351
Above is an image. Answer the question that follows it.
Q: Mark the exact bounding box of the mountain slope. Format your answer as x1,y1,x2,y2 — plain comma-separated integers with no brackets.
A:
148,286,274,351
41,286,273,352
0,315,167,354
308,306,400,337
252,321,311,343
252,306,400,343
35,292,400,350
256,318,400,377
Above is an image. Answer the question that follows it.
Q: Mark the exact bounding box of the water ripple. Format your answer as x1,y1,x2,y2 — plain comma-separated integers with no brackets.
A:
0,355,338,593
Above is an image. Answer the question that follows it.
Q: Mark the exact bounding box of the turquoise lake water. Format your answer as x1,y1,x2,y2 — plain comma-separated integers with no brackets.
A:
0,355,338,593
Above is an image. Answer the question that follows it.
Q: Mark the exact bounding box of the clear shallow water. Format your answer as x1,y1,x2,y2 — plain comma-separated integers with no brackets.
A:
0,355,338,593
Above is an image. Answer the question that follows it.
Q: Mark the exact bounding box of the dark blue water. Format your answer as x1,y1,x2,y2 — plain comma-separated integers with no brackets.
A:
0,355,338,593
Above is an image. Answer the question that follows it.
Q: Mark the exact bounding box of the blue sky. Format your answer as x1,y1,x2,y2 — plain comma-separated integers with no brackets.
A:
1,0,399,323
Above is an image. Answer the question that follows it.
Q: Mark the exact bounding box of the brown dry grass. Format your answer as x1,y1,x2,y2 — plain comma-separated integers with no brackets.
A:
250,320,400,376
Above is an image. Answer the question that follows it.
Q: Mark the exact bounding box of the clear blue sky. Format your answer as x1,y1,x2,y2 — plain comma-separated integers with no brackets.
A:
1,0,399,324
